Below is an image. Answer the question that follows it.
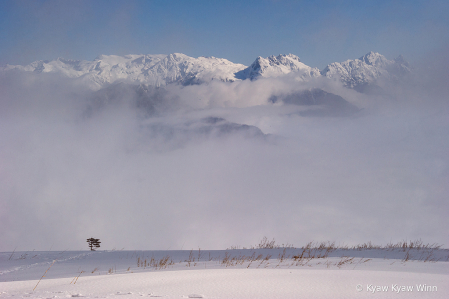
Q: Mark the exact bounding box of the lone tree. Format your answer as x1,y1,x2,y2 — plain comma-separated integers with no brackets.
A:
86,238,101,251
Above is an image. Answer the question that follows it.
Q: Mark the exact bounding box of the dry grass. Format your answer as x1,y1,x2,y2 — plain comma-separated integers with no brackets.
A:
221,237,447,268
235,237,444,252
70,271,84,284
136,255,175,270
342,239,443,251
227,236,295,250
8,246,17,260
52,238,446,280
252,236,295,249
386,239,443,251
33,260,56,291
336,257,355,268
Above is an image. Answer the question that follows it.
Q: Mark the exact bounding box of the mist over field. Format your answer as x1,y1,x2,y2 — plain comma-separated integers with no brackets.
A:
1,59,448,253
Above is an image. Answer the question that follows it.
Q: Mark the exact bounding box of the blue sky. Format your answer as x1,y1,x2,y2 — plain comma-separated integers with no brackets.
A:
1,0,448,69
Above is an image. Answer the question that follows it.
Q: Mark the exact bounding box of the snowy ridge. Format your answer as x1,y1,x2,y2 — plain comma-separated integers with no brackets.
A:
321,51,412,89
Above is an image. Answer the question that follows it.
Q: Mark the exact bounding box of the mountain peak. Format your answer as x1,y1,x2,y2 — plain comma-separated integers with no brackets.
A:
358,51,388,67
393,54,410,67
237,53,320,80
270,53,301,62
94,54,107,61
322,51,411,90
166,53,187,60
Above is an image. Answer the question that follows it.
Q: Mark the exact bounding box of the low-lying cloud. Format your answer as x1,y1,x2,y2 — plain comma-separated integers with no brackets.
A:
0,69,448,251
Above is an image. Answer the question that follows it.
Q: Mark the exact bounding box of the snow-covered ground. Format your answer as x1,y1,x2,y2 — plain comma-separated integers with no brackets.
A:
1,248,448,298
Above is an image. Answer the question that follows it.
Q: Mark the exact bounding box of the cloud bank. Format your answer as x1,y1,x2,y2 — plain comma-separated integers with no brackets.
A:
0,69,448,251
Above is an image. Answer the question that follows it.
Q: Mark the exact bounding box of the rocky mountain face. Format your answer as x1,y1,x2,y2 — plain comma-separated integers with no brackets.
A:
269,88,360,117
84,82,176,118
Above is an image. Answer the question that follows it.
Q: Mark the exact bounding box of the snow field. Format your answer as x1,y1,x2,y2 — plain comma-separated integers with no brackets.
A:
1,248,448,298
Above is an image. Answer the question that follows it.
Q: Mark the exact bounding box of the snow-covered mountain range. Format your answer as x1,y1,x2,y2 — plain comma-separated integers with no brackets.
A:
1,52,410,92
1,53,246,87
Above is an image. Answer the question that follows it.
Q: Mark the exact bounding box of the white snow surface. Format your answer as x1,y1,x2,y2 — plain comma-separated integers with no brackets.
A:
1,249,448,298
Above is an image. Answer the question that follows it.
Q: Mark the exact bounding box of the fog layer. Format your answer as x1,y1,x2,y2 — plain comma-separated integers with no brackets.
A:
1,71,447,251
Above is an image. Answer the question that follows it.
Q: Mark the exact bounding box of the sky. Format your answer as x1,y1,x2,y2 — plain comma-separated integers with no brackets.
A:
0,0,448,68
0,0,448,252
